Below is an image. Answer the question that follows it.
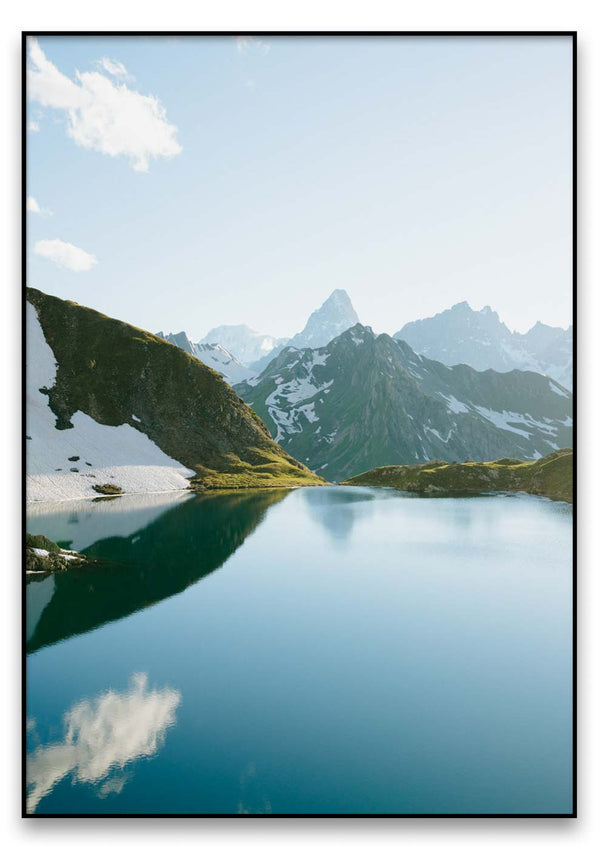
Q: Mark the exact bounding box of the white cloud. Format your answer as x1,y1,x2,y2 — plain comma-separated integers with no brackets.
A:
28,120,40,132
26,673,181,813
96,57,132,80
27,37,181,172
27,196,53,217
235,36,270,56
34,238,97,272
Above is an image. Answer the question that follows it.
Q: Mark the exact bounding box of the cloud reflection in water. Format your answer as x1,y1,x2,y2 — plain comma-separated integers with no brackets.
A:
26,672,180,813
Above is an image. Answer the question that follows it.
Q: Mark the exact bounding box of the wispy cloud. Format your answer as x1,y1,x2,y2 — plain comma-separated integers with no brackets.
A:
27,120,40,133
34,238,97,272
27,37,181,172
26,673,180,813
95,57,133,81
235,36,270,56
27,196,53,217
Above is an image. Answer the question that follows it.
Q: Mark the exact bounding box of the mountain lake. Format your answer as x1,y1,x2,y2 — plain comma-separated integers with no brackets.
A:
25,486,573,815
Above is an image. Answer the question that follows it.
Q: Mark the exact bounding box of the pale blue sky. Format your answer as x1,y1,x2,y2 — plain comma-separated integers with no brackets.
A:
26,34,573,338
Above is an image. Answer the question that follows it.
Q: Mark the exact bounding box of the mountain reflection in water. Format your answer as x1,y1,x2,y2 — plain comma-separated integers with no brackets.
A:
26,489,290,653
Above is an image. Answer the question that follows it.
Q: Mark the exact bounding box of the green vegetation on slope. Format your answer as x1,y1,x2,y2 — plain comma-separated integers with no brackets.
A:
27,288,324,489
342,448,573,503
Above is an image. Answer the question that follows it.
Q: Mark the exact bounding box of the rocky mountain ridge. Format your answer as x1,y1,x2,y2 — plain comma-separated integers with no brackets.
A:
236,323,572,482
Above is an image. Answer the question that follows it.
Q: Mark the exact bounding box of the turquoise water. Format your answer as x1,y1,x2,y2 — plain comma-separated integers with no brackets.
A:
26,487,573,815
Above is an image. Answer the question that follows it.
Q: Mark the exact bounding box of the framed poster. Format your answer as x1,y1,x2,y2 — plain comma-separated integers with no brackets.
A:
24,32,575,817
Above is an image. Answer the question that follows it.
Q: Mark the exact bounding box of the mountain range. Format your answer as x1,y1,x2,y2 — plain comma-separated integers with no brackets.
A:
236,323,572,482
26,285,573,500
159,289,361,374
160,292,572,391
395,302,572,389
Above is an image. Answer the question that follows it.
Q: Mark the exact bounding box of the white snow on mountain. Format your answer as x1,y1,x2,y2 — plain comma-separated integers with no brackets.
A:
200,325,288,367
27,303,195,503
155,331,256,384
439,394,470,414
192,342,255,384
472,405,561,444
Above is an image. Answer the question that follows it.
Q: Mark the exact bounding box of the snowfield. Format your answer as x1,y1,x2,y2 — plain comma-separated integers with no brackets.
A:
26,303,195,503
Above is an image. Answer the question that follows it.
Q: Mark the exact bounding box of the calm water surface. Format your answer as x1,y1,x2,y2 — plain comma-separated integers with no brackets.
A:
26,487,573,815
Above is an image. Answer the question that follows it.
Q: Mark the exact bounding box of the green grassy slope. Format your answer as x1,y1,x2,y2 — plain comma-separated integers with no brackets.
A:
27,288,324,489
342,448,573,502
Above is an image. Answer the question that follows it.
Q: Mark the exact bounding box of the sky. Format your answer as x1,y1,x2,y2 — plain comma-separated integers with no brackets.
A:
26,34,573,339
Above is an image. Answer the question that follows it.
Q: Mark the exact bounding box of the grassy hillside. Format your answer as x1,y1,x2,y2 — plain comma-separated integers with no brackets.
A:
342,448,573,503
27,288,324,489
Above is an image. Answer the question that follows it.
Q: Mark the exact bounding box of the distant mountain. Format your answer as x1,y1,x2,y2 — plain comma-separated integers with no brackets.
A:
289,288,359,349
155,331,255,385
235,324,572,482
394,302,572,389
26,288,322,502
516,324,573,390
200,325,288,368
251,289,360,372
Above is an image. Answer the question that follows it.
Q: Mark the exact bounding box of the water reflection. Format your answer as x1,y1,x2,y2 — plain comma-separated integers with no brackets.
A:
27,489,290,653
26,673,180,814
27,491,193,551
301,487,378,543
26,574,55,642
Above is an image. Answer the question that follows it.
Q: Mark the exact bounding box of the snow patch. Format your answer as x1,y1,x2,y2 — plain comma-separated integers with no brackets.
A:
550,381,570,398
440,394,470,415
298,403,319,423
423,424,455,444
27,303,195,503
472,405,562,439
